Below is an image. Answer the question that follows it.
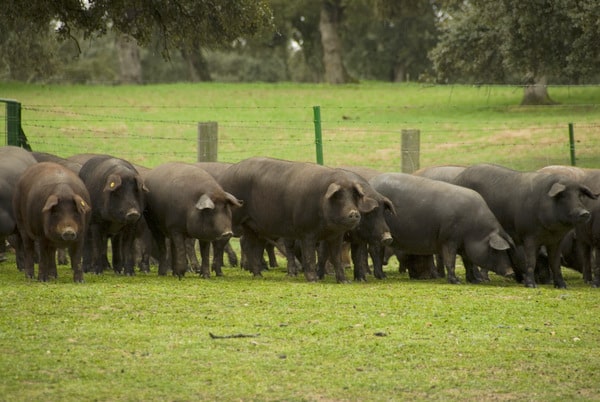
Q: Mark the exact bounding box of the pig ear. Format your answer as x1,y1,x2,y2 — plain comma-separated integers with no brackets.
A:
225,192,243,208
74,195,91,215
383,197,397,216
580,185,598,200
548,182,566,197
489,232,511,251
42,195,59,213
136,175,149,193
195,194,215,210
104,174,122,192
325,183,342,199
358,196,378,214
353,183,365,197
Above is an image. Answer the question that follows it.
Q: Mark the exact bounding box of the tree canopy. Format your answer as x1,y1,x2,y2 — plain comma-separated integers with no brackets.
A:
429,0,600,103
2,0,273,57
2,0,599,102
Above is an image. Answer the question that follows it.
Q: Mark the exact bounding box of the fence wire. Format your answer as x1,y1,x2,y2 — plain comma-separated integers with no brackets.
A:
18,103,600,172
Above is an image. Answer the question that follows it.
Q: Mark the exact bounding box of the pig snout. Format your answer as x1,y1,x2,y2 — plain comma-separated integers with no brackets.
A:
217,231,233,241
125,209,141,223
61,227,77,241
348,210,360,220
381,232,393,246
501,266,515,278
576,209,591,223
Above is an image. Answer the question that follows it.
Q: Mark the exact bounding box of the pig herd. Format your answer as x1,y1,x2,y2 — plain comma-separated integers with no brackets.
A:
1,145,598,289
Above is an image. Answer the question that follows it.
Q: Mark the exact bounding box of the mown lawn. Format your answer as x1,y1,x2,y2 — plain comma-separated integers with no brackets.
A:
1,249,599,401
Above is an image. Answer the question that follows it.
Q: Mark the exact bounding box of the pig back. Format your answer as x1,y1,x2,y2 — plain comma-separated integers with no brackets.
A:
0,146,38,236
219,157,362,238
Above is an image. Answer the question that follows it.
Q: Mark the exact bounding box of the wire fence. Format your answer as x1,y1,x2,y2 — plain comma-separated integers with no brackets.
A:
16,99,600,172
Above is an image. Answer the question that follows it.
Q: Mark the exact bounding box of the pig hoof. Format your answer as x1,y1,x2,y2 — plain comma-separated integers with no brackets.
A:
554,282,567,289
524,282,537,288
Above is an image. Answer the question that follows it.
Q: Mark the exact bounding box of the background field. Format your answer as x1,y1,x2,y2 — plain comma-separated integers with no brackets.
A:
1,82,600,401
3,82,600,171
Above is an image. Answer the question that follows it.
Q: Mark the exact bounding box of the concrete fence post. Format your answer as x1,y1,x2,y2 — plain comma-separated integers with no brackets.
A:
197,121,218,162
401,129,420,173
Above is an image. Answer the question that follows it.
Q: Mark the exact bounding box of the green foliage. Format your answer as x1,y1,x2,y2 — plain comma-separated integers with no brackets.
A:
343,1,438,81
430,0,600,84
1,0,274,56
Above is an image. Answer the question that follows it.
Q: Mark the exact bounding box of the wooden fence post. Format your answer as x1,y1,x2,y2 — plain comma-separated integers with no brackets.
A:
401,129,420,173
197,122,218,162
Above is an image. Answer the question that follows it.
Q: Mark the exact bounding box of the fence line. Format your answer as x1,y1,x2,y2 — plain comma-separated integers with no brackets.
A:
13,103,600,172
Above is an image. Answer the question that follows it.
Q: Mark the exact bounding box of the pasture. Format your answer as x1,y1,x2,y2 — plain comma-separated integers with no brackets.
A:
1,82,600,401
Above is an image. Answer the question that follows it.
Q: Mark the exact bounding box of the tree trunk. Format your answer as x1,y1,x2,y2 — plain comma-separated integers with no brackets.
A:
319,1,350,84
115,33,142,84
181,41,212,82
521,76,557,105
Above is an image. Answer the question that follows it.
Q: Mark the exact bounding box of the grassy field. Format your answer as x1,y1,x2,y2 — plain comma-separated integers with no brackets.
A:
2,82,600,171
1,82,600,401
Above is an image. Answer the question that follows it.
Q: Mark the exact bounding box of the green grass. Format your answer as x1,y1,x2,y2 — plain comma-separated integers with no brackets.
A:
1,252,599,401
2,82,600,401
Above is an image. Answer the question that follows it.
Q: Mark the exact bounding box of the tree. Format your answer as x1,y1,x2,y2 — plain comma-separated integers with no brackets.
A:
2,0,273,58
429,0,600,104
342,0,438,82
115,34,142,84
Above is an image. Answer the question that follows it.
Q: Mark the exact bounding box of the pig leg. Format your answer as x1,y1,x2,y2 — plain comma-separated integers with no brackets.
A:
547,243,567,289
198,240,211,279
118,225,138,276
441,243,460,284
57,248,68,265
522,239,539,288
111,234,123,274
370,243,387,279
18,232,36,280
170,233,187,278
240,231,264,277
299,237,318,282
592,246,600,288
211,238,228,274
434,254,445,278
81,226,93,273
38,240,56,282
316,242,329,280
462,257,482,284
265,242,278,268
224,242,238,267
351,242,369,282
325,236,348,283
69,240,85,283
90,225,106,274
156,236,169,275
185,238,200,273
578,241,592,284
284,238,299,276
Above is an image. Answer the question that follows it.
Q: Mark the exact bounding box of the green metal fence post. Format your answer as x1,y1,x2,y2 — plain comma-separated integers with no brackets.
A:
568,123,576,166
5,100,20,146
2,99,31,150
313,106,324,165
